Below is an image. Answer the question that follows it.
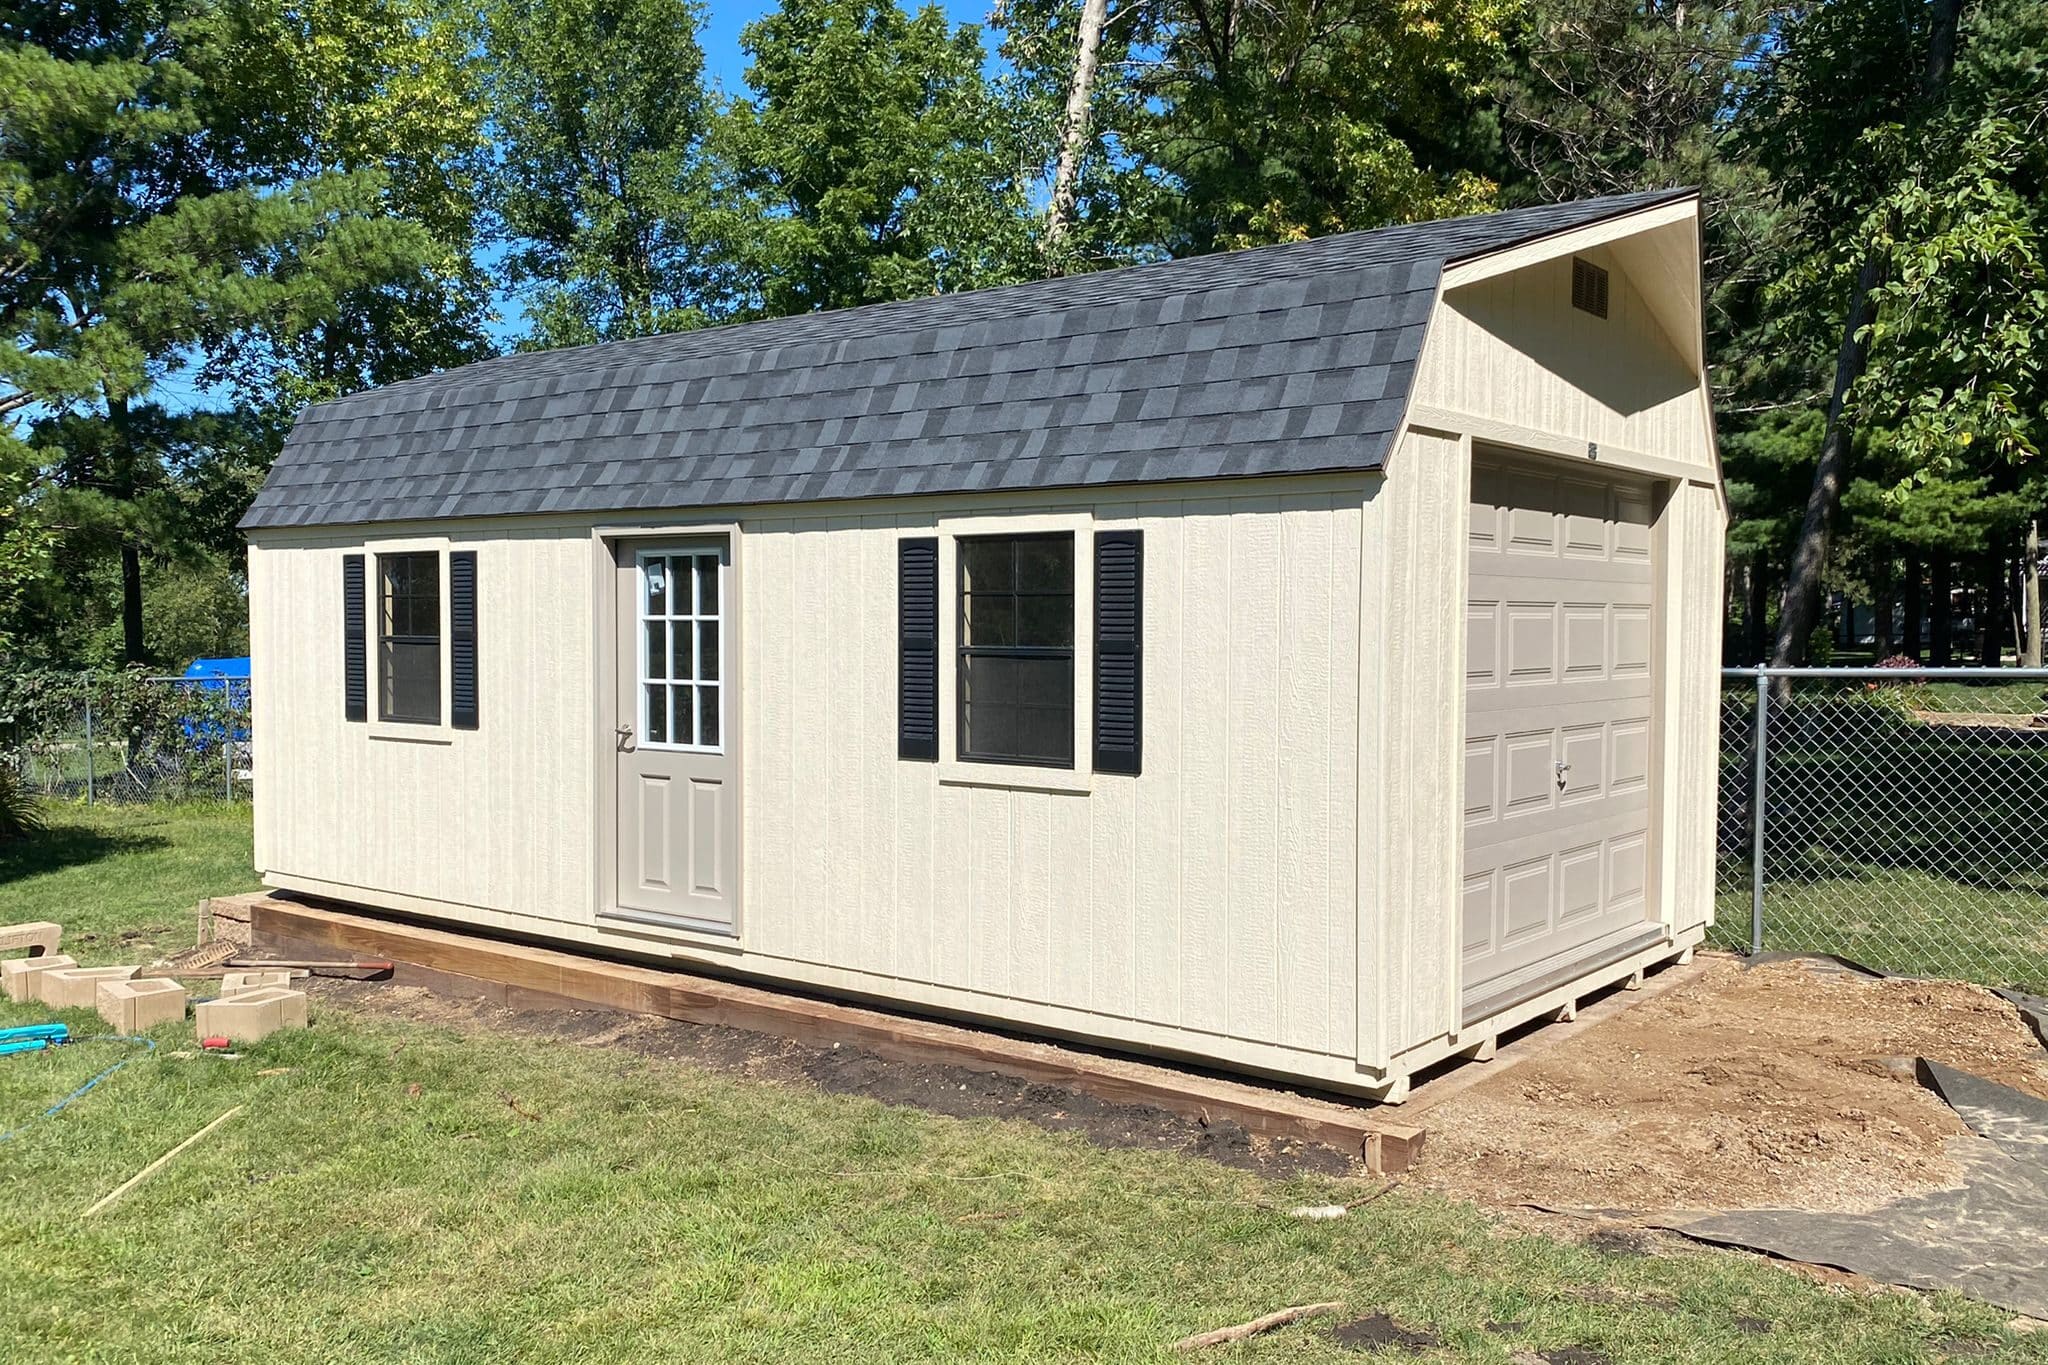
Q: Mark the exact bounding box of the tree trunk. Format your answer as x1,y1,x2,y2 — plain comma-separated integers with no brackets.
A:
1770,0,1963,669
1980,547,2006,667
2026,521,2043,669
1873,560,1894,656
1745,557,1769,664
1904,557,1924,658
1931,557,1953,665
1769,255,1883,669
1043,0,1110,270
120,541,144,665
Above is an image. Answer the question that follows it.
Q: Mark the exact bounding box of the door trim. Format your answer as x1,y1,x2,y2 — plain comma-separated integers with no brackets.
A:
591,522,745,946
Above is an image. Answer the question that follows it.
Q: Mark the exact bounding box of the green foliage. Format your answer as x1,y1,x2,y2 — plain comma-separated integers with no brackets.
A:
480,0,715,346
0,0,487,665
697,0,1038,318
1120,0,1516,254
0,761,43,841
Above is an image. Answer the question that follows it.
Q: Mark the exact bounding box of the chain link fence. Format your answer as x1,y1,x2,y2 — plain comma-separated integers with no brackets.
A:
0,671,252,804
1714,666,2048,993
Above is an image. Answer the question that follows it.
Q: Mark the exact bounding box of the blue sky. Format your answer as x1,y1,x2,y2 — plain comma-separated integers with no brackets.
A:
697,0,997,92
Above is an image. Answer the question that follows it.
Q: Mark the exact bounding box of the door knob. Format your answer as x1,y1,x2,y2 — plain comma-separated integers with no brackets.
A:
616,723,635,753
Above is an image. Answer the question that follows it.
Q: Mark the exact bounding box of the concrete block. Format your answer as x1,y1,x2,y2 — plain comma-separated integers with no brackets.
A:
2,953,77,1003
0,921,62,957
96,978,189,1032
194,987,308,1043
40,965,140,1010
219,970,293,997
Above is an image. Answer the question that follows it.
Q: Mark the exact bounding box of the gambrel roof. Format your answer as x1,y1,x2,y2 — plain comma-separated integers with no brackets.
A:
241,189,1691,531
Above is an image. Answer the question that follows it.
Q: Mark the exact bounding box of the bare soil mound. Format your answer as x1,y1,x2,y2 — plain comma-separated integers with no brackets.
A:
1415,956,2048,1213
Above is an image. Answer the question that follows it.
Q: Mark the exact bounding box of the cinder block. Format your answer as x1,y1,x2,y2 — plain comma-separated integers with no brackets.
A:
96,978,188,1032
219,970,293,997
0,921,62,957
2,953,77,1002
40,965,140,1010
194,987,309,1043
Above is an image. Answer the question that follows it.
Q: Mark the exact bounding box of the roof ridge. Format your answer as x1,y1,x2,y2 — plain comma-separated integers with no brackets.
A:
327,188,1690,413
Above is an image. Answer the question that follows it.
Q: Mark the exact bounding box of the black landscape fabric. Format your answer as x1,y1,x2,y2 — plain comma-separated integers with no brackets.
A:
1650,1060,2048,1318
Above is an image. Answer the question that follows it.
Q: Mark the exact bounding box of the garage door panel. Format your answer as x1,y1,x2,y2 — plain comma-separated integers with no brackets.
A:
1463,454,1658,1003
1466,600,1502,688
1501,858,1555,943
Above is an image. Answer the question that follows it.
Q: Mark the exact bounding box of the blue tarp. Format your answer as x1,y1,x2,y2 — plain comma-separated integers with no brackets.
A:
179,657,251,746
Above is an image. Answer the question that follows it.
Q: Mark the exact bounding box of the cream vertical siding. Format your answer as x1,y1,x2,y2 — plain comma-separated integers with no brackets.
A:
1410,246,1714,473
1356,427,1470,1070
253,480,1376,1090
249,529,596,923
740,485,1366,1069
1658,479,1727,936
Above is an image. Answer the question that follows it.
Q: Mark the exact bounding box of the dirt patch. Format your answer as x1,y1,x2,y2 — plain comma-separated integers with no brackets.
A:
1330,1312,1438,1352
1414,956,2048,1213
310,980,1357,1179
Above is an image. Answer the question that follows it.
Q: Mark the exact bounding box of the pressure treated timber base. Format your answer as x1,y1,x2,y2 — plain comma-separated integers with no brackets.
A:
248,894,1425,1172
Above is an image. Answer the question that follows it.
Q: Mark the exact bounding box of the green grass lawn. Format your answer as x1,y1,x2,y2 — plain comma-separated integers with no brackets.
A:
1711,864,2048,992
0,801,261,965
0,804,2039,1362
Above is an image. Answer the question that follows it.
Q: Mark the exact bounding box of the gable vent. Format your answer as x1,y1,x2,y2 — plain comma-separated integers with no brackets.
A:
1571,257,1609,318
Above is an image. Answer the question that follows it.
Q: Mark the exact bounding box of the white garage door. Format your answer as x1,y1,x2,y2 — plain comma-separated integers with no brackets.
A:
1462,454,1659,1010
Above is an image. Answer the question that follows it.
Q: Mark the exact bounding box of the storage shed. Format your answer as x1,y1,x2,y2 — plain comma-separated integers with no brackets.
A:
242,188,1725,1100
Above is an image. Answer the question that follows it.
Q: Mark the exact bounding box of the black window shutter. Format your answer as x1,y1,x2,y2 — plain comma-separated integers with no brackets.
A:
898,537,939,761
450,550,478,730
1094,530,1143,775
342,554,367,722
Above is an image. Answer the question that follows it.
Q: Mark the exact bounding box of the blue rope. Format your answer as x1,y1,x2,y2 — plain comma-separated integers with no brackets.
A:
0,1034,158,1142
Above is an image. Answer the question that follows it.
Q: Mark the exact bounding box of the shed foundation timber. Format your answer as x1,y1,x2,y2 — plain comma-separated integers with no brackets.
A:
249,894,1426,1171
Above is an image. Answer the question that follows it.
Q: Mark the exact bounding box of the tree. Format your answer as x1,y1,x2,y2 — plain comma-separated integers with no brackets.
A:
1,0,480,665
1118,0,1516,254
1748,0,2048,666
694,0,1038,320
479,0,714,347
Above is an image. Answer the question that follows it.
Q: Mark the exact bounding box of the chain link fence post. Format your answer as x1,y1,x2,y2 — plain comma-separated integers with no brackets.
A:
82,675,94,806
1751,669,1768,955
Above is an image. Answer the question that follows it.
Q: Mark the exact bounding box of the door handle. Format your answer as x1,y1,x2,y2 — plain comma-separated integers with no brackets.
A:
1555,759,1571,789
616,723,635,753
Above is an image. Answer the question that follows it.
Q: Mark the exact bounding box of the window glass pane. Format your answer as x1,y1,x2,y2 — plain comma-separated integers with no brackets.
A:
645,683,668,744
645,622,667,682
1017,592,1073,648
1014,536,1073,592
697,685,720,749
380,640,440,724
959,539,1015,593
696,555,719,615
964,591,1016,647
645,558,667,616
697,621,719,682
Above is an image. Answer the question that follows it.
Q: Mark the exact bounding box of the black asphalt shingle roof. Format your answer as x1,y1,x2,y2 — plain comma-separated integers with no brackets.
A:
241,189,1690,531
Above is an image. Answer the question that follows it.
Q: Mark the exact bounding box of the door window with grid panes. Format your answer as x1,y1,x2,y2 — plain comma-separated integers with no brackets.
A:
637,550,723,750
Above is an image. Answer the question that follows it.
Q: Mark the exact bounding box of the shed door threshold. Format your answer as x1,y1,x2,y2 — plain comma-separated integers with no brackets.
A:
1461,923,1669,1029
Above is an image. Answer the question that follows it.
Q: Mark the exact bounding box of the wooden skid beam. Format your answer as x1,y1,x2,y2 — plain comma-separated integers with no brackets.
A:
251,897,1422,1172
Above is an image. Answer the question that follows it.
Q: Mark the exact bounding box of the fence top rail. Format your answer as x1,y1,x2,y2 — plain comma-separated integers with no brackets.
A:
1723,666,2048,681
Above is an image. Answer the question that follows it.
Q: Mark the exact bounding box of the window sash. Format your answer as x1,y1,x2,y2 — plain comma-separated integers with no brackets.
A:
376,552,441,724
955,532,1075,768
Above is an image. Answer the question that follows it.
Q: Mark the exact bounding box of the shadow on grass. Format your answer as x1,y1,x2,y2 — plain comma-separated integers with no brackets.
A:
0,823,168,883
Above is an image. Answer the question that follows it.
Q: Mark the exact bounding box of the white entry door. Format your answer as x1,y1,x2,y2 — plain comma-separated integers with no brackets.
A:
613,539,737,930
1462,454,1658,1004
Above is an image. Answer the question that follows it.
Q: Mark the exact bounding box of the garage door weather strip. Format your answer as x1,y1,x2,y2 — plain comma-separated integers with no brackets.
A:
1461,925,1669,1029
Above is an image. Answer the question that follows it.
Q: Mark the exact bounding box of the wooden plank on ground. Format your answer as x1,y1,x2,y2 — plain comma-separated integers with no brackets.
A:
249,896,1421,1169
